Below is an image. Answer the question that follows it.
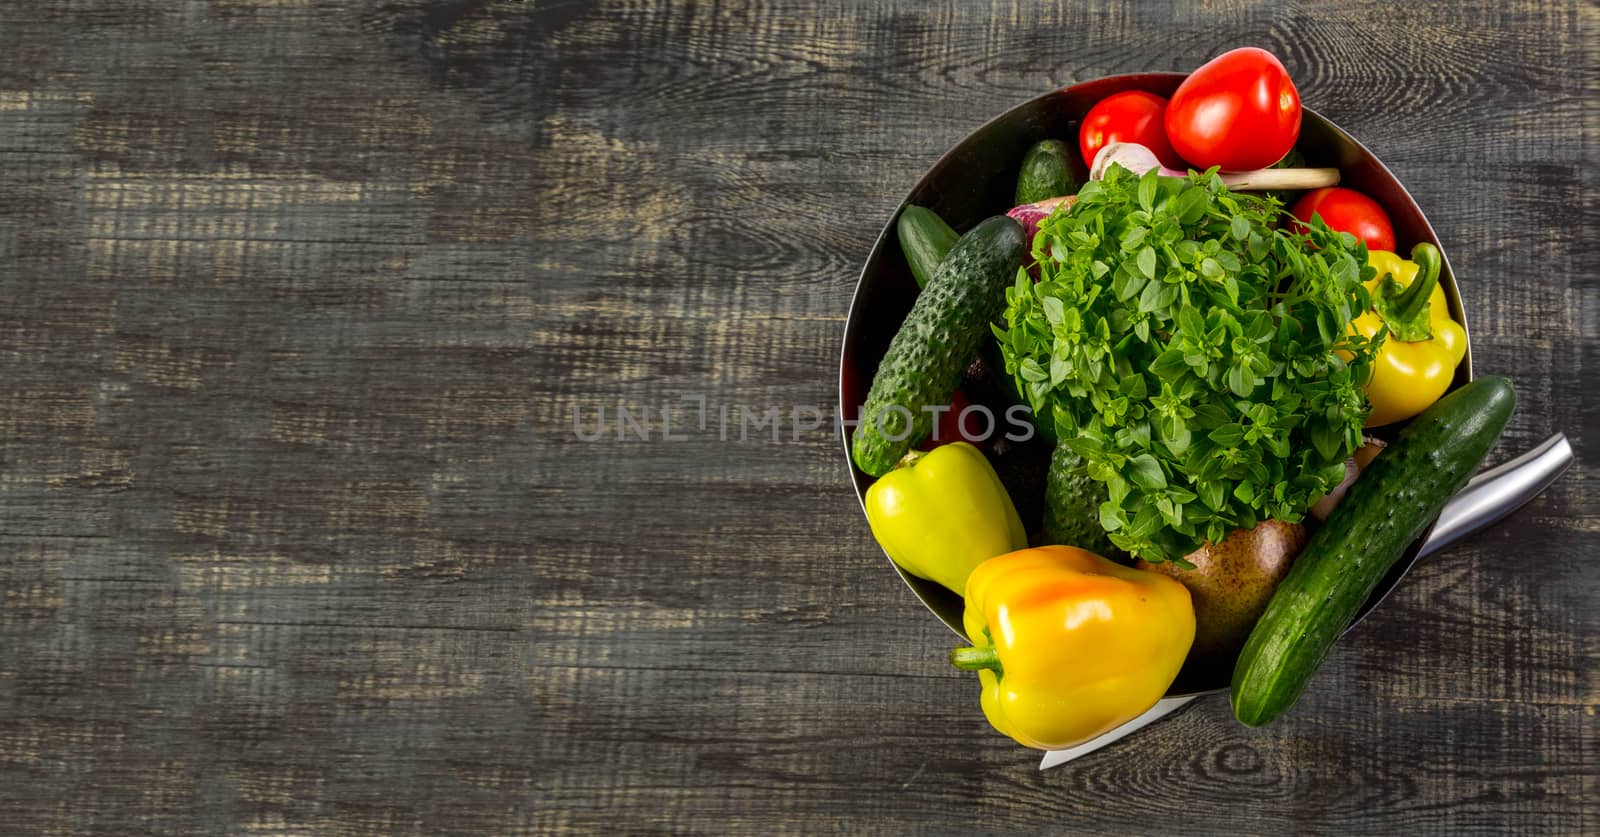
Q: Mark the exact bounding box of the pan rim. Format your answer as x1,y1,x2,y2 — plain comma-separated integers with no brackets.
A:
837,73,1472,698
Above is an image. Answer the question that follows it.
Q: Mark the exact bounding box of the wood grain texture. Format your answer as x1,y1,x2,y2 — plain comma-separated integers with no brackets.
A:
0,0,1594,833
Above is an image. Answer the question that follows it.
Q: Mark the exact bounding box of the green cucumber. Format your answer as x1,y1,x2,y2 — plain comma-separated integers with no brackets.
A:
897,206,959,289
1230,376,1517,726
1037,444,1113,555
896,205,1053,446
1014,140,1079,205
852,216,1024,477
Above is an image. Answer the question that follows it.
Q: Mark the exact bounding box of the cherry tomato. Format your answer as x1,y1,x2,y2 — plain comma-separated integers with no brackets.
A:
1290,187,1396,252
1165,47,1301,172
1079,91,1184,171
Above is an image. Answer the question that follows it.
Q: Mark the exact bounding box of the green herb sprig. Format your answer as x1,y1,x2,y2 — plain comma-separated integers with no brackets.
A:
996,165,1382,565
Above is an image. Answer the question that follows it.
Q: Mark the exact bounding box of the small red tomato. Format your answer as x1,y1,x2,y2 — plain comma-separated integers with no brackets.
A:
1166,47,1301,172
1290,187,1396,252
1079,91,1184,171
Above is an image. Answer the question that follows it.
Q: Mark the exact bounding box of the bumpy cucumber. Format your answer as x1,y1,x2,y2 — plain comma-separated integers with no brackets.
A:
852,216,1025,477
1230,376,1517,726
1038,444,1113,555
1014,140,1079,205
897,205,959,289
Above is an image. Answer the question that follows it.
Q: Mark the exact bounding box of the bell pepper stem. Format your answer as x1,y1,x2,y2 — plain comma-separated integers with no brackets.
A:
1374,243,1441,342
949,645,1003,674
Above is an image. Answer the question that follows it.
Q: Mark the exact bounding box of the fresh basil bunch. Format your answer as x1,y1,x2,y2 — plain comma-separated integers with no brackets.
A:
997,165,1381,564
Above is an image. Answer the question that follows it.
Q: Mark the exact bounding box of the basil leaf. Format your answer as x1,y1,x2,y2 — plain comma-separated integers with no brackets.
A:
1151,348,1189,381
1137,246,1158,280
1127,454,1167,490
1198,479,1225,511
1042,295,1065,325
1208,423,1245,446
1138,168,1158,211
1099,500,1128,532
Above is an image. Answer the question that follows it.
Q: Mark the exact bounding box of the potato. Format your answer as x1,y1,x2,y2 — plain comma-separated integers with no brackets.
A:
1137,519,1308,661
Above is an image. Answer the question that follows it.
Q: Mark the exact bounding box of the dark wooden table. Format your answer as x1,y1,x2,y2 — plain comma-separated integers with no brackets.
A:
1,1,1593,833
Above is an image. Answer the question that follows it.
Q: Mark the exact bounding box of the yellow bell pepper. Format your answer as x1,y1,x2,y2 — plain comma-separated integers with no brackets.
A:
863,441,1026,595
949,546,1195,750
1351,243,1468,427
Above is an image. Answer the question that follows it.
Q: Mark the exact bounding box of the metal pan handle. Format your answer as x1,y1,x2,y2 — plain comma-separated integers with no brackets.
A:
1416,433,1573,560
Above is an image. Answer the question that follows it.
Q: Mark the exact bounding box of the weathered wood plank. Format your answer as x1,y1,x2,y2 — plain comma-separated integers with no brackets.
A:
0,0,1593,833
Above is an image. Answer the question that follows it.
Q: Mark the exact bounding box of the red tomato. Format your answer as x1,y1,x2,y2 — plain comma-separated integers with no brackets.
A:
1290,187,1396,252
1079,91,1184,171
1165,47,1301,171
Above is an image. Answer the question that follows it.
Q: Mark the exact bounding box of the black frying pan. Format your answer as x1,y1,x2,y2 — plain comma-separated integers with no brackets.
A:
839,73,1478,698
